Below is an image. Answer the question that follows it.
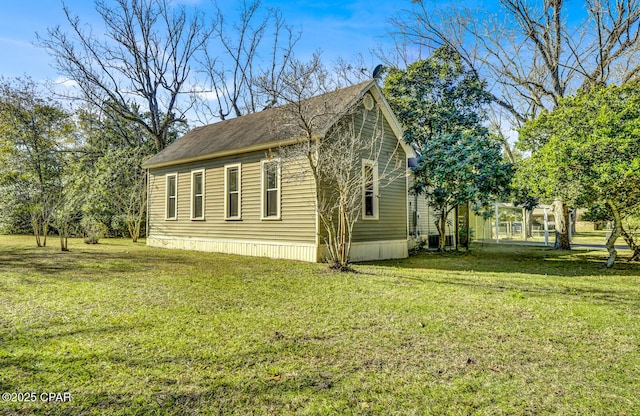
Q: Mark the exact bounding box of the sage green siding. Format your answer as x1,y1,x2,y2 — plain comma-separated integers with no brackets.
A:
314,104,409,244
147,84,413,261
350,107,408,243
148,150,317,244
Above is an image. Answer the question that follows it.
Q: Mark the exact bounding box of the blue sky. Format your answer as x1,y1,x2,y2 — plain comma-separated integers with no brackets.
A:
0,0,405,82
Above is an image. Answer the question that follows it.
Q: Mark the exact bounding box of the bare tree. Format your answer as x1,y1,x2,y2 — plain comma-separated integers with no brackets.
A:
391,0,640,124
195,0,300,122
38,0,210,152
389,0,640,249
334,54,378,85
267,56,405,269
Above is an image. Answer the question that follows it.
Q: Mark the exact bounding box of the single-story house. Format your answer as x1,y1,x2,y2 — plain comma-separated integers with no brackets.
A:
143,80,426,262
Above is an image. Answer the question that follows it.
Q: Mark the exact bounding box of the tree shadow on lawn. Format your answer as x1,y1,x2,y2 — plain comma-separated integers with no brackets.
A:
400,272,640,307
23,377,340,415
0,246,168,281
0,323,345,415
374,245,640,278
0,322,144,388
363,246,640,306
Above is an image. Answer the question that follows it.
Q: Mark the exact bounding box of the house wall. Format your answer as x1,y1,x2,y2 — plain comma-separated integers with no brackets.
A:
147,150,318,261
146,85,413,263
316,100,410,261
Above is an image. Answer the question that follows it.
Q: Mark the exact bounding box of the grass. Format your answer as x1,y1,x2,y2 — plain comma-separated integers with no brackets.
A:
1,235,639,415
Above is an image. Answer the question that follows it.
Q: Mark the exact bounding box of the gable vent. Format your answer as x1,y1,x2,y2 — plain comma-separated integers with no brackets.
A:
363,93,374,111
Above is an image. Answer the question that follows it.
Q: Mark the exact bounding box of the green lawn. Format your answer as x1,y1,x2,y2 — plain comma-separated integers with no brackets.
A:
1,235,639,415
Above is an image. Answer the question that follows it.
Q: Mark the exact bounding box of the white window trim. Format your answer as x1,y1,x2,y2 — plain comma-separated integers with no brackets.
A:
165,173,178,220
362,159,379,220
224,163,242,220
260,158,281,220
190,168,205,221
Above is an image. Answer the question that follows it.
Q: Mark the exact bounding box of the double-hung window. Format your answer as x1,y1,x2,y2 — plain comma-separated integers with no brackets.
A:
191,169,205,220
362,160,379,220
261,159,281,219
166,173,177,220
224,164,241,220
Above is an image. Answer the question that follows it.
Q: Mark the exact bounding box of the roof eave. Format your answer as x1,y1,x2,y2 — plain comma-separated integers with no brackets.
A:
142,135,318,170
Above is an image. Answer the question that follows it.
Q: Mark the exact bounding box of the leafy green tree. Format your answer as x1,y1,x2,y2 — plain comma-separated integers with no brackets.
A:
383,46,513,250
518,82,640,267
74,103,173,242
389,0,640,251
0,77,74,248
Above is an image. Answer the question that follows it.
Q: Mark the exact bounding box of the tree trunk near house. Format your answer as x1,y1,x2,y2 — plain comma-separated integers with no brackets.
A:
126,174,147,243
339,203,348,268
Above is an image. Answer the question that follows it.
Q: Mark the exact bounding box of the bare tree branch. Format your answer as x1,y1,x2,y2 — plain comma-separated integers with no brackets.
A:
194,0,300,123
37,0,210,152
388,0,640,126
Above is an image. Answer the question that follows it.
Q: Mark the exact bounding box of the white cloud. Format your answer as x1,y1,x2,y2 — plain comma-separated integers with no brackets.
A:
54,77,79,89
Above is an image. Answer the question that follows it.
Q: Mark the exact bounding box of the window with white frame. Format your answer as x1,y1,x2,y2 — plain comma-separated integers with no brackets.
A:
362,160,378,220
224,164,241,219
261,159,280,219
191,169,205,220
166,173,177,220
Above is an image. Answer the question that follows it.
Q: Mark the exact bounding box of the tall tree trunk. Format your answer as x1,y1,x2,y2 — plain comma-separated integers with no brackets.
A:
438,208,447,251
570,208,578,235
59,224,69,252
127,174,147,243
605,200,622,268
459,203,469,248
42,220,49,247
339,203,348,268
32,215,43,247
525,209,534,238
553,200,571,250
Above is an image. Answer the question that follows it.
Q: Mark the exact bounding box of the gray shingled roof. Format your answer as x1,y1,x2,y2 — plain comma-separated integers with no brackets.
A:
143,81,374,169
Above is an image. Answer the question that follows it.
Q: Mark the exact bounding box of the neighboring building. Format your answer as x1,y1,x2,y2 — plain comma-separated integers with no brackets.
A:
142,81,416,262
